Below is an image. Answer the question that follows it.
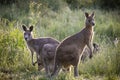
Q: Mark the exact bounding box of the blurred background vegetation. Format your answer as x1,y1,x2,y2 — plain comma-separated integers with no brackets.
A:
0,0,120,80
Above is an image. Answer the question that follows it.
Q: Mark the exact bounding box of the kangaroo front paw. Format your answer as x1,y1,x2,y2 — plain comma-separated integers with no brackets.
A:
32,63,35,66
89,54,93,59
32,61,37,66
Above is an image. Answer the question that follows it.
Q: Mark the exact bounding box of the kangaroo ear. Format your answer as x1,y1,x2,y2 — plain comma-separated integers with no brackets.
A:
91,12,95,17
22,25,27,31
85,12,89,18
29,25,33,32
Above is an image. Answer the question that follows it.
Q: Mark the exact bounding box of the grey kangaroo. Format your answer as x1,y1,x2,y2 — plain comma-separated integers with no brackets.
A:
51,12,95,77
81,43,100,61
41,43,59,77
22,25,59,71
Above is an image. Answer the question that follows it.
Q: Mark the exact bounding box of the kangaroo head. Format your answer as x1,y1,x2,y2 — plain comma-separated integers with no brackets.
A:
93,43,100,52
22,25,33,41
85,12,95,27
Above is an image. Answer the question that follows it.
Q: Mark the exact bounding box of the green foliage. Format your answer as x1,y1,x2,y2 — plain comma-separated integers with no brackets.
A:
80,40,120,75
0,20,36,73
38,0,66,11
96,0,120,9
0,0,16,5
64,0,120,9
64,0,96,9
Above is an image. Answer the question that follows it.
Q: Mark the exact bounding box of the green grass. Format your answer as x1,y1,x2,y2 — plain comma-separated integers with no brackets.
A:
0,1,120,80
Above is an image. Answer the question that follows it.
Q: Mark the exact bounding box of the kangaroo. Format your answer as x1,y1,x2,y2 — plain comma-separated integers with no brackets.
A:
41,43,59,77
22,25,59,71
51,12,95,77
113,38,119,47
81,43,100,61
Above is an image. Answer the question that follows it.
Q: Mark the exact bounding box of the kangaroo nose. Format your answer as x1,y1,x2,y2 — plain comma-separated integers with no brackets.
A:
92,22,95,26
25,38,27,41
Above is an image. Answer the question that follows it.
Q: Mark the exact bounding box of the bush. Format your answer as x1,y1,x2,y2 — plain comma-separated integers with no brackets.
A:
96,0,120,9
64,0,96,9
0,0,16,5
0,19,36,72
79,36,120,75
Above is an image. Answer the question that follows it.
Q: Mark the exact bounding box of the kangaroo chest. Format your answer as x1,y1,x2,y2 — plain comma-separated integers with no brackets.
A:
85,30,94,42
27,43,42,53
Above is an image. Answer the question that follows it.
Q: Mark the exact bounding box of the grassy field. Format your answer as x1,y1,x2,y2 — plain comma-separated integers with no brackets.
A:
0,1,120,80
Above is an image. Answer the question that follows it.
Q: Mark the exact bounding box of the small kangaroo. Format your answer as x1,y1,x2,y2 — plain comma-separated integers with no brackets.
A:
41,43,59,77
22,25,59,70
81,43,100,61
51,12,95,77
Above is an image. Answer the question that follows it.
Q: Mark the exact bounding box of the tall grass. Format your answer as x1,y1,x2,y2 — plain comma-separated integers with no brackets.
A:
0,1,120,80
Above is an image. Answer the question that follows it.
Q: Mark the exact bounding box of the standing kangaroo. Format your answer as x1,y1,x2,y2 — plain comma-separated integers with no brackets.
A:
51,12,95,77
22,25,59,70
